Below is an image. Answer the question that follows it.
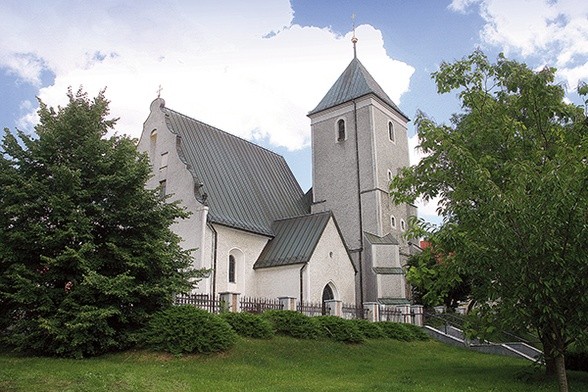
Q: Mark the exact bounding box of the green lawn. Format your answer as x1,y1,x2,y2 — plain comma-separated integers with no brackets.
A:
1,337,587,391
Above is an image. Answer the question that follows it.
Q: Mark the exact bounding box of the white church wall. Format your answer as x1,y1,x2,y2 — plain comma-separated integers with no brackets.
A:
305,218,356,304
372,244,401,269
254,264,301,299
137,99,212,293
213,224,270,297
377,274,406,299
310,102,362,252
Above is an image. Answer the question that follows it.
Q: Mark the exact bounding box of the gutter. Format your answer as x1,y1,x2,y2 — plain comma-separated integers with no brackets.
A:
299,263,308,304
209,223,218,300
353,99,364,304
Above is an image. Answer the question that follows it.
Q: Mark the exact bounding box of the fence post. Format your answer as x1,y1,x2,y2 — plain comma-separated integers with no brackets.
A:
363,302,379,322
324,300,342,317
411,305,424,326
219,292,241,312
278,296,297,311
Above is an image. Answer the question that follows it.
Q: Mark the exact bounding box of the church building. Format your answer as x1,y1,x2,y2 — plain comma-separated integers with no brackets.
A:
137,45,416,307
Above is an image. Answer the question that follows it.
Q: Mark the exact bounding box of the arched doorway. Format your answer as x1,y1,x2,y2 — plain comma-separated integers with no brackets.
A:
322,284,335,315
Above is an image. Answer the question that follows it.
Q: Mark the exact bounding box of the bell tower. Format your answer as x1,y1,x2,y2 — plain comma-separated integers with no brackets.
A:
308,37,416,305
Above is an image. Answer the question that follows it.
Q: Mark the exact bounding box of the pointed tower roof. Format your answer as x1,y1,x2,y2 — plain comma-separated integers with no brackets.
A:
308,57,409,120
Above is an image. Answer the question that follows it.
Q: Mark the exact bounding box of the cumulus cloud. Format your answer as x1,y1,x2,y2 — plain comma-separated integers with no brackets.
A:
449,0,588,89
0,0,414,151
408,132,443,225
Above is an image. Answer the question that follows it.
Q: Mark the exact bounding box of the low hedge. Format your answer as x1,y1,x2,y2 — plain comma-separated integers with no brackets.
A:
261,310,321,339
378,322,425,341
221,312,274,339
401,323,430,341
142,306,237,354
315,316,365,344
348,319,388,339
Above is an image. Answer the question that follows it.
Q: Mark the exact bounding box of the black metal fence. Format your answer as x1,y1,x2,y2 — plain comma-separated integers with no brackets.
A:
174,293,222,314
174,294,417,325
240,296,283,313
342,303,368,319
379,306,403,322
297,301,326,316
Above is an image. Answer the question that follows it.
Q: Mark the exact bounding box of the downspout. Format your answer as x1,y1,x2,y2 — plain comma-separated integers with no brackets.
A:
299,263,308,304
209,223,218,300
353,99,364,305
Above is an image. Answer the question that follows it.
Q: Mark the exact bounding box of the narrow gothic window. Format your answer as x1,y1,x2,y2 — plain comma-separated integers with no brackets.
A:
390,215,396,229
228,255,236,283
160,152,169,169
388,121,395,143
337,119,346,142
159,180,166,199
150,129,157,159
401,219,406,231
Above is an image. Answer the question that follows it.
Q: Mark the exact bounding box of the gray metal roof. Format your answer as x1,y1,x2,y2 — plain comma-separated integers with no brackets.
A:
254,212,332,269
372,267,404,275
364,232,399,245
379,298,411,305
162,107,309,236
308,57,409,120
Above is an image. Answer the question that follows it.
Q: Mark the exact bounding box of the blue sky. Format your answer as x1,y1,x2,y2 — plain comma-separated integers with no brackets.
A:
2,0,587,224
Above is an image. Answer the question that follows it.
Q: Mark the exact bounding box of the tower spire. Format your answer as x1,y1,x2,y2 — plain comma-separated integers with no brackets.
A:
351,13,358,58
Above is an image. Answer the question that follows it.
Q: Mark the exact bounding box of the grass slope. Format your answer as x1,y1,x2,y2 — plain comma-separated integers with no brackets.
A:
1,337,587,391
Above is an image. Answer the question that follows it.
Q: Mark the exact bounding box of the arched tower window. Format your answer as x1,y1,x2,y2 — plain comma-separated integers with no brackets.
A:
390,215,396,229
228,255,236,283
388,121,395,143
337,119,346,142
400,219,406,231
150,129,157,159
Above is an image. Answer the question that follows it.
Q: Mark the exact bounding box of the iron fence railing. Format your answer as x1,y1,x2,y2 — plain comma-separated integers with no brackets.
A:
240,296,284,313
174,293,222,314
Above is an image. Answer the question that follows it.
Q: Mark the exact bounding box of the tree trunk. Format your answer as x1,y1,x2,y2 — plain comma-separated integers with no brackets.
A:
539,330,567,391
542,337,556,377
554,352,568,392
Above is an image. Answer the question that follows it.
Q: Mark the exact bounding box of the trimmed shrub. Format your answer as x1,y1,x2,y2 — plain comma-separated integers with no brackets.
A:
348,319,387,339
401,323,430,341
378,322,417,341
566,344,588,372
220,312,274,339
315,316,365,344
142,306,236,354
262,310,321,339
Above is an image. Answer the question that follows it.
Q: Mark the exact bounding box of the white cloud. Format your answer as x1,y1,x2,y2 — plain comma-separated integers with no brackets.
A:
0,1,414,151
450,0,588,89
408,132,443,224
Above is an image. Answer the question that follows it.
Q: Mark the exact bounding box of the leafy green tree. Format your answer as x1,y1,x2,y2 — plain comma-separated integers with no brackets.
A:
391,51,588,392
404,220,470,310
0,89,201,358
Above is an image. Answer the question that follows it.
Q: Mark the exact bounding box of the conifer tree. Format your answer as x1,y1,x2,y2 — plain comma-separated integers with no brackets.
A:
0,88,201,358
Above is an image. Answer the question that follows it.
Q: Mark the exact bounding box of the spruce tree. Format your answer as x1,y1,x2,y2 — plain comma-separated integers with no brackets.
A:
0,88,201,358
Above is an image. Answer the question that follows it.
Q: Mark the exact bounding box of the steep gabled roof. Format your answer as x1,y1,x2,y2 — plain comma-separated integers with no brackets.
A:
162,107,309,236
364,232,399,245
308,57,409,120
254,212,332,269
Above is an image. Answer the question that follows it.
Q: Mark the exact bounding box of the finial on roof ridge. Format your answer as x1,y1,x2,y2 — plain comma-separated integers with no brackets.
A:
351,13,358,59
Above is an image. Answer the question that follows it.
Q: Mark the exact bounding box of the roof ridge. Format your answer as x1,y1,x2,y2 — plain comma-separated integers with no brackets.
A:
272,210,332,224
163,107,287,160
